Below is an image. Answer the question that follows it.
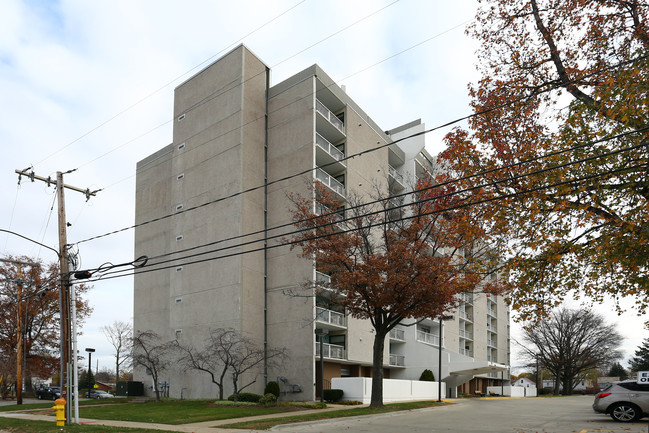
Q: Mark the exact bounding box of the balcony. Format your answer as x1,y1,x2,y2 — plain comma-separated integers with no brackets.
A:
459,348,473,357
315,342,345,360
459,310,473,322
416,330,440,346
488,339,497,348
315,168,345,200
389,354,405,367
388,165,405,191
316,99,345,142
459,329,473,340
458,292,473,305
487,323,497,332
487,308,497,318
316,133,346,173
389,328,405,341
316,306,345,329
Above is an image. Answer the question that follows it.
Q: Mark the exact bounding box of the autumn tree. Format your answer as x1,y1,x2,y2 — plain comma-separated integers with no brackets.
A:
440,0,649,320
520,308,622,395
132,330,174,401
102,320,132,380
289,180,506,407
0,256,91,393
629,338,649,372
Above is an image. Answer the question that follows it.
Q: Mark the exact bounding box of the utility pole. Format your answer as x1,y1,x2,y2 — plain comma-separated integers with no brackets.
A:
0,259,39,405
15,168,97,423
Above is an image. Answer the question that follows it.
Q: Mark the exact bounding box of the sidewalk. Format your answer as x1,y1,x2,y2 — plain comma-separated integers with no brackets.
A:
0,403,367,433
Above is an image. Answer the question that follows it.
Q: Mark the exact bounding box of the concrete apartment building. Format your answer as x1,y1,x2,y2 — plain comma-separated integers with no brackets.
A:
134,45,509,400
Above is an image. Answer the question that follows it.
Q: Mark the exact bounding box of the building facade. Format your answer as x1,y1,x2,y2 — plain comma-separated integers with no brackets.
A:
134,45,509,400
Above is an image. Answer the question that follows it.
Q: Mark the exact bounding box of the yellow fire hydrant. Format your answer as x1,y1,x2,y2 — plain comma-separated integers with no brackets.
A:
52,398,66,427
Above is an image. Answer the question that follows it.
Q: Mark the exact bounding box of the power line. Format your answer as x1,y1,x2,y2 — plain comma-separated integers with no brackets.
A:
32,0,309,168
135,128,649,268
82,143,647,283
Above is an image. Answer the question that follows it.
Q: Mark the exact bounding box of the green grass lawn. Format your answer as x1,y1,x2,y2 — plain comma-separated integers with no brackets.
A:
77,399,311,424
221,400,448,430
0,417,179,433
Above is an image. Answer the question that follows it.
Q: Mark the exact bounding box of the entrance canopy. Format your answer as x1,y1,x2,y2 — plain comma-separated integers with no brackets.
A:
450,361,508,376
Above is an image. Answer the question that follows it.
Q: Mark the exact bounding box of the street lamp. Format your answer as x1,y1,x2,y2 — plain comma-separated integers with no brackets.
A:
315,328,328,402
85,348,95,395
437,315,453,402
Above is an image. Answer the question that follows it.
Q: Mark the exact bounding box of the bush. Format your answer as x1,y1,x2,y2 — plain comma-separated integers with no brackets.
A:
227,392,262,402
338,400,363,405
264,381,281,398
323,389,344,402
419,369,435,381
538,388,551,395
259,393,278,406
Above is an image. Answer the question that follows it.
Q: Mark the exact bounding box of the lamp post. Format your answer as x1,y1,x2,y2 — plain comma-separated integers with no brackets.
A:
437,315,453,402
85,348,95,396
315,328,328,402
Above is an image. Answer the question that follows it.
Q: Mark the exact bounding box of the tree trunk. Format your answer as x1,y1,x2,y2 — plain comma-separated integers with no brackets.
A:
370,329,387,408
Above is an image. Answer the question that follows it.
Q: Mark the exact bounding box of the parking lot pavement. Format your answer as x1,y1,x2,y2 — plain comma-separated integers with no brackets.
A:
271,396,649,433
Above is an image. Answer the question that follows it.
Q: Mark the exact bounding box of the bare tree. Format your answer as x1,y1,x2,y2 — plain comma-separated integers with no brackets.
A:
520,308,622,395
102,320,132,380
132,330,174,400
173,328,238,400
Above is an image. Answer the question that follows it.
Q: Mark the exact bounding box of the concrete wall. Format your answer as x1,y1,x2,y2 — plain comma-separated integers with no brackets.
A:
332,378,446,403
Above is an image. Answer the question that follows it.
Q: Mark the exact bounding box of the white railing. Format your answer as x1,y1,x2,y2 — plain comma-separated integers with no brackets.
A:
316,307,345,327
459,348,473,357
389,354,405,366
459,310,473,321
315,168,345,197
486,323,496,332
316,99,344,133
459,329,473,340
388,165,404,184
488,308,497,317
416,330,440,346
390,328,405,341
315,342,345,359
488,339,497,347
316,271,330,285
458,292,473,305
487,355,495,362
316,133,345,165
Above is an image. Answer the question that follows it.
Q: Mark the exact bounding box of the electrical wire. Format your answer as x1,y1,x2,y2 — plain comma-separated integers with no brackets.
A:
32,0,309,168
137,128,649,267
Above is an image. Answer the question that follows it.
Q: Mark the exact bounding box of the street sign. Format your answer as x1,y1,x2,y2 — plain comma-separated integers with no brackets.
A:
637,371,649,384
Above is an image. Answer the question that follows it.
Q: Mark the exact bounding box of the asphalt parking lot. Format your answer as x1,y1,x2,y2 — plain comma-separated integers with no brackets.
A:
273,395,649,433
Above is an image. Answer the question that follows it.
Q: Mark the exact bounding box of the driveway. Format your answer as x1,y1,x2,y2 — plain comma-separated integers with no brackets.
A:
272,396,649,433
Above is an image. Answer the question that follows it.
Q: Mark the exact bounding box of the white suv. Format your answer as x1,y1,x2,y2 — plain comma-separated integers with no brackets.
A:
593,380,649,422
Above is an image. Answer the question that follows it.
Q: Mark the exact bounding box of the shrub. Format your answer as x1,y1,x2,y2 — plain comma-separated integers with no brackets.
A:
259,393,278,406
227,392,262,403
323,389,344,402
264,381,281,398
538,388,551,395
419,369,435,381
338,400,363,405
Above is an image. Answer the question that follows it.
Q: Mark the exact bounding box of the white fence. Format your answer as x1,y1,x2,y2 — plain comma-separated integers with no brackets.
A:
487,385,537,397
331,377,446,404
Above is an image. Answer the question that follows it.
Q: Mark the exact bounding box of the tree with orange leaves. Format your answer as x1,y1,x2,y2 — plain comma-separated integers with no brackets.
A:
288,178,506,407
440,0,649,321
0,256,92,394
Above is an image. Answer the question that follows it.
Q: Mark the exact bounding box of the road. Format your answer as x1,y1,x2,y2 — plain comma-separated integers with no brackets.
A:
272,396,649,433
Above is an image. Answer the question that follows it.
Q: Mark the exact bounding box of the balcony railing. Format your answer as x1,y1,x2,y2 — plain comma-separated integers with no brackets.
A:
459,310,473,321
459,348,473,357
316,271,330,285
487,308,497,317
316,307,345,327
459,329,473,340
487,323,497,332
389,354,405,366
315,342,345,359
316,133,345,166
488,339,497,347
316,99,344,133
458,292,473,305
416,330,440,346
390,328,405,341
315,168,345,198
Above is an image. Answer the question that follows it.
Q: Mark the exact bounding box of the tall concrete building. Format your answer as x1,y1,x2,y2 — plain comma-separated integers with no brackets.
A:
134,45,509,400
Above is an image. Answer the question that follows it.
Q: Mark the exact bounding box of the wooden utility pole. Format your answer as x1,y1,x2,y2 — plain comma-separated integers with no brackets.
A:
15,168,97,422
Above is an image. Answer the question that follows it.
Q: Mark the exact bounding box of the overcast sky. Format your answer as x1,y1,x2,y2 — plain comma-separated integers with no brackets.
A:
1,0,645,376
